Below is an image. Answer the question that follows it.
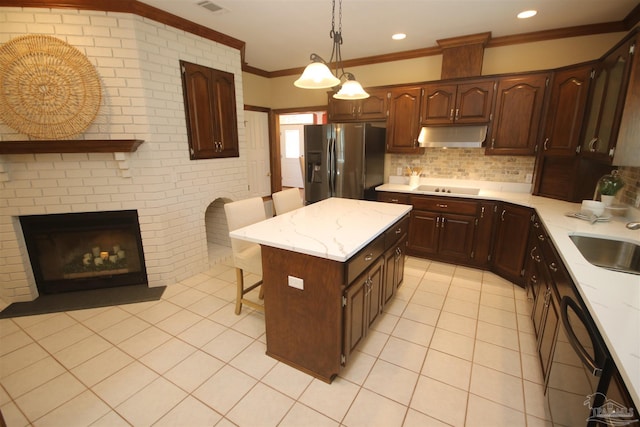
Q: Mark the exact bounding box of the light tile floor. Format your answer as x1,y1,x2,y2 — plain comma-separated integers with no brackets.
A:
0,256,553,427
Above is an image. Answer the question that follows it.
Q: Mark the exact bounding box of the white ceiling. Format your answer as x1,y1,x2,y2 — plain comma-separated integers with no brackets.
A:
139,0,638,72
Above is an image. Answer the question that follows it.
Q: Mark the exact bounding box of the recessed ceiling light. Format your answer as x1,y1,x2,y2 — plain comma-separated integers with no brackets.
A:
517,10,537,19
392,33,407,41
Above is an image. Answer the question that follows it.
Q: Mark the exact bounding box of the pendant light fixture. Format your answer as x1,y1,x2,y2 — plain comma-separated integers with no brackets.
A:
294,0,369,99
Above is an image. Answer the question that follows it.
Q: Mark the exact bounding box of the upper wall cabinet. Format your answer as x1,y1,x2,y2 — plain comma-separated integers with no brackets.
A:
420,79,495,125
613,34,640,166
181,60,239,160
386,86,423,154
579,37,635,163
486,73,549,156
533,64,594,200
327,88,388,122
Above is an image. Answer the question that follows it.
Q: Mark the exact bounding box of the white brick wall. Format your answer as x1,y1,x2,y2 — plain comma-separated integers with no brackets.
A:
0,8,250,301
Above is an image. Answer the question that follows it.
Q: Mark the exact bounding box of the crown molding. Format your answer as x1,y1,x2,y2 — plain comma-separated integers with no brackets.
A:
3,0,639,79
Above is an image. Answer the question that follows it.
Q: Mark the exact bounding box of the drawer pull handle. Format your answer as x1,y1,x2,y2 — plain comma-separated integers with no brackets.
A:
549,262,558,272
395,228,402,234
538,234,545,241
364,254,373,262
391,198,399,203
501,209,506,221
437,203,448,208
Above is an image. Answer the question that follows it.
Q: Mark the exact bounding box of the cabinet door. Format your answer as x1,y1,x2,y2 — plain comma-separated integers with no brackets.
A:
181,61,239,160
212,70,240,158
343,274,368,360
386,87,423,153
407,210,439,256
358,89,388,121
182,61,218,159
455,80,495,124
366,258,384,328
343,257,384,362
383,234,407,306
580,40,634,161
473,201,497,267
492,203,532,285
538,289,559,382
438,213,476,262
328,97,357,122
530,259,547,338
541,65,593,155
328,88,388,122
420,84,457,125
487,73,549,155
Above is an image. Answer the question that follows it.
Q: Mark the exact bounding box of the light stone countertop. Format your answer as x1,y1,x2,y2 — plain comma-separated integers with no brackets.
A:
376,179,640,408
229,197,412,263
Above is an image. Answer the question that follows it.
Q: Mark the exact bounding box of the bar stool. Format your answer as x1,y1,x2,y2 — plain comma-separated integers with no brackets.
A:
224,197,266,314
272,188,304,215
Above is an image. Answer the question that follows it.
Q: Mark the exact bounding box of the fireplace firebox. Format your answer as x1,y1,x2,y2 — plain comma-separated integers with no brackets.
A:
20,210,148,294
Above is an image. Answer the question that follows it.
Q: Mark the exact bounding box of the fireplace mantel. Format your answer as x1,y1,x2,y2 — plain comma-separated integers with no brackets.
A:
0,139,144,154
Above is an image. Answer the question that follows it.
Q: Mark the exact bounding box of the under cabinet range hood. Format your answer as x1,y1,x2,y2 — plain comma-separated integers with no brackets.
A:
417,125,487,148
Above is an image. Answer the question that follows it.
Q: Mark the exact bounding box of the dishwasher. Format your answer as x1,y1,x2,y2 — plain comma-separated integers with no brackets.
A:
545,286,610,426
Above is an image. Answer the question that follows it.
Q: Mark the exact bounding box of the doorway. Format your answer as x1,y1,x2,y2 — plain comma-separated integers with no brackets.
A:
277,111,325,193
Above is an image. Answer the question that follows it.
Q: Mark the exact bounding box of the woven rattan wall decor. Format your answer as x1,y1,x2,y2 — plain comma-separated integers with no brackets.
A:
0,35,102,140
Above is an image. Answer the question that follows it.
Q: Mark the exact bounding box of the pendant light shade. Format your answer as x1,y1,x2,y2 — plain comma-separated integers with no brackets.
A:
333,74,369,99
294,0,368,98
294,58,341,89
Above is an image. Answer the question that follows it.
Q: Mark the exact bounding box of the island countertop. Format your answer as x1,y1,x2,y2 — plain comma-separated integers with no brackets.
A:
229,197,412,262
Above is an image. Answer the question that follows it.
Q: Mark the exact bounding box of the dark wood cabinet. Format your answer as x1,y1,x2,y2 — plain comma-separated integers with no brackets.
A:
181,60,239,159
377,191,410,205
343,256,384,362
486,73,549,155
382,216,409,306
473,201,498,268
407,196,477,264
580,37,635,162
328,88,388,122
534,64,593,200
491,203,532,286
385,86,423,154
541,64,594,156
421,79,495,125
384,235,406,306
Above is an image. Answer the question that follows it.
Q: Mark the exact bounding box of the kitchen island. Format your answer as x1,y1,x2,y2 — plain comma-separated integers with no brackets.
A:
230,197,412,382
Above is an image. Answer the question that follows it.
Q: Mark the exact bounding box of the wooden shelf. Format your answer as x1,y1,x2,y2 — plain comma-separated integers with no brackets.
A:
0,139,144,154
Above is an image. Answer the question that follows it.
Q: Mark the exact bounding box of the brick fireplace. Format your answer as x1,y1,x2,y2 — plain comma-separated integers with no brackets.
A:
0,9,249,303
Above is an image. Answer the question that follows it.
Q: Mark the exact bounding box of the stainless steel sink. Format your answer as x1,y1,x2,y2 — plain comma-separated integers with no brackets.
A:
416,185,480,195
569,234,640,275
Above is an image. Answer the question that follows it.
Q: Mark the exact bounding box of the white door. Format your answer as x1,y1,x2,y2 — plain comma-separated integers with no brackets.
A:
280,124,305,188
245,110,271,197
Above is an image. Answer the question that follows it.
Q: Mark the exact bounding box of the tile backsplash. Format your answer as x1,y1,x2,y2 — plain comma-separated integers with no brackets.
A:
388,149,536,183
618,166,640,207
387,151,640,208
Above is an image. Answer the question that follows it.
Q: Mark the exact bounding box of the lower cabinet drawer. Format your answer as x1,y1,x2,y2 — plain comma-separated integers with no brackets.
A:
410,195,478,215
384,214,409,250
346,235,384,285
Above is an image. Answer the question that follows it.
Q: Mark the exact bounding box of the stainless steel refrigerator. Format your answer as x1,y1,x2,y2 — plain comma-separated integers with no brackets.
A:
304,123,385,203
